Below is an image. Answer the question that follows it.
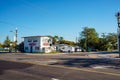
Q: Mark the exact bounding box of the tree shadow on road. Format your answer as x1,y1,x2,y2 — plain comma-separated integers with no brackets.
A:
50,58,120,69
0,60,33,75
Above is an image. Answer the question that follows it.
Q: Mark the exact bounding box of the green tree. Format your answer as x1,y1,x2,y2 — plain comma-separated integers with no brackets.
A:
52,35,75,46
18,42,24,52
59,37,64,41
59,40,75,46
0,43,2,48
3,36,11,48
79,27,99,51
52,36,64,44
52,35,59,44
79,27,117,51
78,38,86,49
106,33,117,50
98,33,117,51
97,33,107,51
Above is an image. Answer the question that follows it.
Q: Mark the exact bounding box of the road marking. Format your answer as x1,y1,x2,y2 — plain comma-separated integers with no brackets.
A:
91,65,115,69
51,78,60,80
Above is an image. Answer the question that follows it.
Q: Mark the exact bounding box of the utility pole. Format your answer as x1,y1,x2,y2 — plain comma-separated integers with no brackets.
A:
115,12,120,58
15,28,18,52
15,28,18,44
10,28,18,52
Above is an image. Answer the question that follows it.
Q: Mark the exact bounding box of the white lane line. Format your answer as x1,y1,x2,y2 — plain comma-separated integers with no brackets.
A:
51,78,60,80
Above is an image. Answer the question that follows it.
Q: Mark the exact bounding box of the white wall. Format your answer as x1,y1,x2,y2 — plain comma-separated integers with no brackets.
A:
24,36,52,53
40,37,52,53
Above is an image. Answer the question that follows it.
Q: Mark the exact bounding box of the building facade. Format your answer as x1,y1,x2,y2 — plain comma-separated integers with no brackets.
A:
23,36,52,53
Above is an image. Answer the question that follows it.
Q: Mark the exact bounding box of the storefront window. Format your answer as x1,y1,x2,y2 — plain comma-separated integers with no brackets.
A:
35,47,39,50
28,39,32,42
33,40,37,42
25,47,28,50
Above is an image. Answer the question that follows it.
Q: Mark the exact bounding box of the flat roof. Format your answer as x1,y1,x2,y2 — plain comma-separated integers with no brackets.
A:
23,35,52,38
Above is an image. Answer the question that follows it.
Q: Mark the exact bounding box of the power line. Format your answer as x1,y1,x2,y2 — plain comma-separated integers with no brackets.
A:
0,21,24,27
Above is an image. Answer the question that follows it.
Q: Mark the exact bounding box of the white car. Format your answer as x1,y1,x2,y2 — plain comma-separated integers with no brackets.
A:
60,45,75,53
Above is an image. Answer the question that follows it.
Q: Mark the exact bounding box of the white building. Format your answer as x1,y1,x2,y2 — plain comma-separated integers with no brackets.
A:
23,36,52,53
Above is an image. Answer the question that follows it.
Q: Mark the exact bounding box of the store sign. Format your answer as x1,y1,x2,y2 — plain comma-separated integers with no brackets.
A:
42,38,50,46
43,43,49,46
29,43,36,46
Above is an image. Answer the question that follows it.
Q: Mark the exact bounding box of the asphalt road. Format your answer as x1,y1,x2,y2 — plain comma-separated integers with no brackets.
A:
0,53,120,80
0,60,120,80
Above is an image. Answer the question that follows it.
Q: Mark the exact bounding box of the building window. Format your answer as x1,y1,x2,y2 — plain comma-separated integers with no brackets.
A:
33,40,37,42
25,47,28,50
28,39,32,42
48,39,52,43
42,38,48,43
35,47,39,50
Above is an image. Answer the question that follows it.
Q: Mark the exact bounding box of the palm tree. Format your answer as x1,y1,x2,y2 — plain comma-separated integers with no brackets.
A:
52,35,59,44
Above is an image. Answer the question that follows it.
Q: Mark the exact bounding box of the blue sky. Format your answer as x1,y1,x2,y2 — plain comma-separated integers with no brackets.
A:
0,0,120,43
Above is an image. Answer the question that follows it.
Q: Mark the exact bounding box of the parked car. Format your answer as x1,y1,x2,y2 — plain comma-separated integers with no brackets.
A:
55,44,75,53
60,45,75,53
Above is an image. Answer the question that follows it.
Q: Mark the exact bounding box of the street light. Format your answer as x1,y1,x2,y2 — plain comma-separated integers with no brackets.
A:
115,12,120,58
10,28,18,52
10,42,13,53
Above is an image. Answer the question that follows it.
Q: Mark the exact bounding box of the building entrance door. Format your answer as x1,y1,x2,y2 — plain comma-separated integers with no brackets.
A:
30,46,33,53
